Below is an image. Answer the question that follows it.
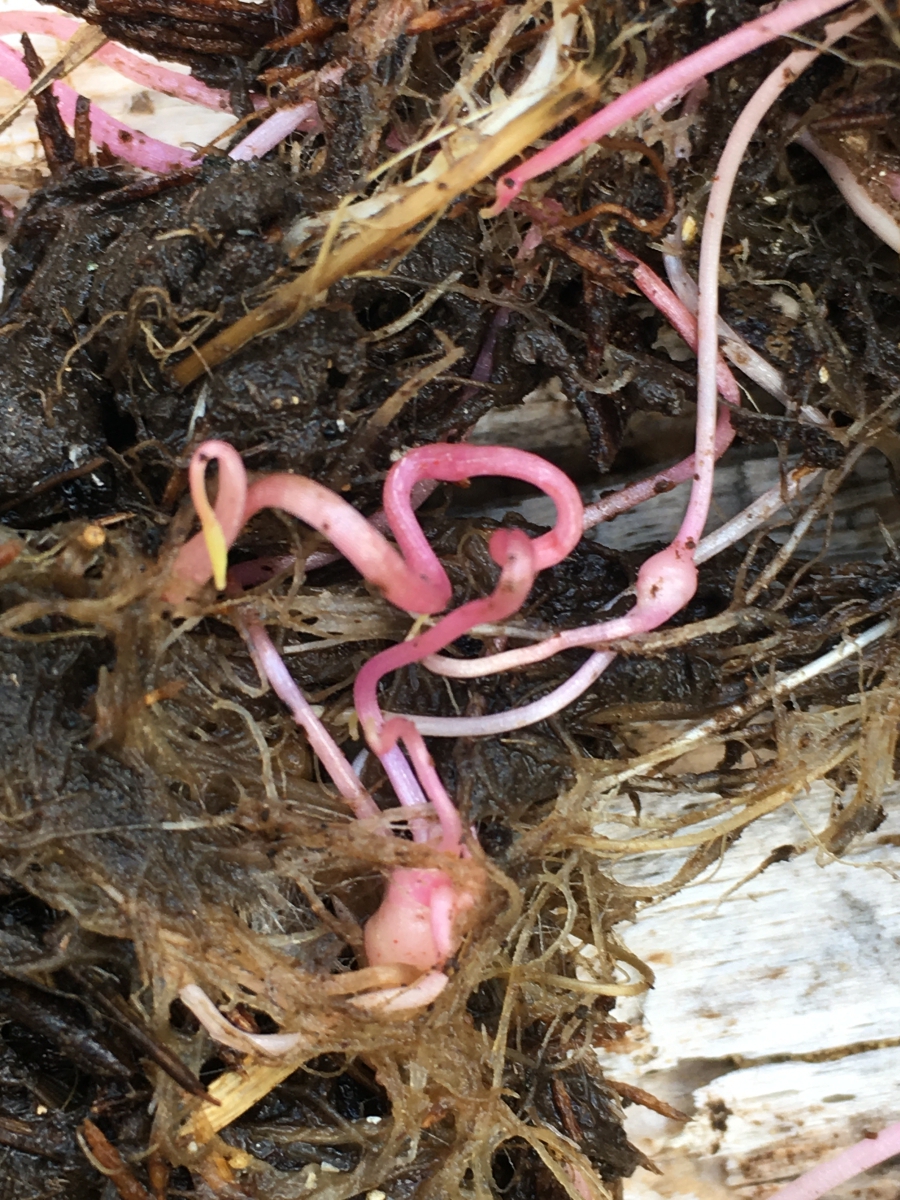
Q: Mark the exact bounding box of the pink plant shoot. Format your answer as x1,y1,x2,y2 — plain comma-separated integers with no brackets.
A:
484,0,856,216
414,0,870,732
166,439,583,989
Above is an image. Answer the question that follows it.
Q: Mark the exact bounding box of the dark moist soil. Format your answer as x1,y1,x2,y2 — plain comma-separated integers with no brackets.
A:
1,1,899,1196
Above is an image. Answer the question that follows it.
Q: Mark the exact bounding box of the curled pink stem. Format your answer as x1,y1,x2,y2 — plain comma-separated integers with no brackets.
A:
486,0,856,214
238,613,379,821
171,443,583,616
242,472,451,614
162,388,585,1007
355,528,537,846
166,440,583,837
384,444,583,575
166,441,247,602
166,441,485,984
354,446,581,844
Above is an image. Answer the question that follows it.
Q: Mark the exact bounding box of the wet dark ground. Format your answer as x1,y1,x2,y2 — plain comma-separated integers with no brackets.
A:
1,1,900,1196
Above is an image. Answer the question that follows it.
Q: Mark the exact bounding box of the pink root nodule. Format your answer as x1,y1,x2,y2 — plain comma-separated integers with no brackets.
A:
633,543,699,630
364,867,482,973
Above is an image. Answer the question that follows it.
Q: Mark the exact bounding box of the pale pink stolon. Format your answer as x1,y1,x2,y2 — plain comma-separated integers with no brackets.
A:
0,40,194,172
412,1,868,734
766,1119,900,1200
486,0,856,213
0,12,237,109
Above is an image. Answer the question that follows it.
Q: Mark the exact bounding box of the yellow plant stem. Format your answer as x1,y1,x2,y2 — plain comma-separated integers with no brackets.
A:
567,736,858,857
178,1061,300,1144
172,71,597,386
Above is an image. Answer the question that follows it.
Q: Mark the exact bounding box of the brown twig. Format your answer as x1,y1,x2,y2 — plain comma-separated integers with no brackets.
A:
78,1119,152,1200
607,1078,689,1122
171,71,600,385
21,34,74,173
265,15,336,48
69,966,218,1103
73,93,92,167
407,0,506,35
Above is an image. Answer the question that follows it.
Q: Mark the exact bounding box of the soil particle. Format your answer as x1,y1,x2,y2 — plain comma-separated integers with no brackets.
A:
2,3,899,1195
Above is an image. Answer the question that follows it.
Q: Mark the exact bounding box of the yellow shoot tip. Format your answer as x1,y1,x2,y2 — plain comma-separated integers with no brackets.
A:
405,613,430,641
202,511,228,591
194,470,229,591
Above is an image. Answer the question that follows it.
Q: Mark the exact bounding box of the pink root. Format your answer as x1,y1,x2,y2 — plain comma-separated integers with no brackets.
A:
420,1,871,737
581,249,739,532
179,984,306,1056
0,12,242,111
170,442,583,617
228,65,343,160
0,41,196,173
229,101,321,161
238,613,379,821
401,650,617,738
179,967,451,1055
485,0,856,214
795,127,900,254
765,1120,900,1200
421,536,698,680
347,967,448,1013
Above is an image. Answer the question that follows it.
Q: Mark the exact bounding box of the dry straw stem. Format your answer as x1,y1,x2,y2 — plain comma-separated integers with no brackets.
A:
589,615,896,794
508,623,893,876
171,71,599,385
178,1061,299,1143
573,734,858,857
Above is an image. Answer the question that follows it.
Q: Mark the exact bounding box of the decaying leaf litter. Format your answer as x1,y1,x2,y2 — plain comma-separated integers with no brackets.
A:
0,0,899,1196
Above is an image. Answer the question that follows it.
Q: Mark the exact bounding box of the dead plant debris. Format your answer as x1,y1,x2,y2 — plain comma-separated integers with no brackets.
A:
1,1,899,1198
